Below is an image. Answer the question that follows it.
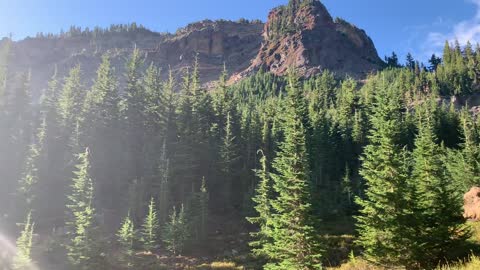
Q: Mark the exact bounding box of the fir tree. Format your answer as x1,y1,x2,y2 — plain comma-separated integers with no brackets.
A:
428,54,442,72
355,83,414,267
405,53,415,70
117,212,135,268
57,65,85,130
163,204,189,255
140,197,160,253
17,116,46,215
247,151,273,257
264,69,322,270
81,53,122,209
12,212,35,270
411,106,469,268
157,140,170,224
122,47,147,188
220,111,240,205
66,148,99,269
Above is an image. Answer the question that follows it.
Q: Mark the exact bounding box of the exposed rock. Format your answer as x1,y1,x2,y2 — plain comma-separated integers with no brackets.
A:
6,20,263,94
5,0,383,93
231,0,383,82
464,187,480,220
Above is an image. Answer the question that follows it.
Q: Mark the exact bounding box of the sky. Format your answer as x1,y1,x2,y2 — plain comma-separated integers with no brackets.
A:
1,0,480,63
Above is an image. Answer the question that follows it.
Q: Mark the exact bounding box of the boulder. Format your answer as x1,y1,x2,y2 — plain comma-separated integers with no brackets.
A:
464,187,480,220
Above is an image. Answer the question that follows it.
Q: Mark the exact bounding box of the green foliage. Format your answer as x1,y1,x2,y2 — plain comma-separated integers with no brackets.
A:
163,204,189,255
58,65,85,129
355,82,414,267
260,69,323,270
12,212,35,270
81,53,122,209
140,198,160,253
188,178,209,242
117,212,135,268
247,151,273,257
3,38,480,270
66,148,99,269
18,117,46,214
410,105,470,268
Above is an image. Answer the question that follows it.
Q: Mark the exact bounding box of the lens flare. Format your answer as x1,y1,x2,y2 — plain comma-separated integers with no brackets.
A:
0,231,39,270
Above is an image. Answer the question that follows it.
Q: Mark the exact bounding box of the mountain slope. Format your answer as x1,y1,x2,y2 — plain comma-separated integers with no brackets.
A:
232,0,383,82
4,0,382,93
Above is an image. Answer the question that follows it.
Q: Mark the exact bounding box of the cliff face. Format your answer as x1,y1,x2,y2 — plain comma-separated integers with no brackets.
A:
6,20,264,93
231,0,384,82
5,0,383,92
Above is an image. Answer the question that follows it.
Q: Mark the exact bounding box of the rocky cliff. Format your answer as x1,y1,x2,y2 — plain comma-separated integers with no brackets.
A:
231,0,384,82
6,20,264,93
4,0,383,92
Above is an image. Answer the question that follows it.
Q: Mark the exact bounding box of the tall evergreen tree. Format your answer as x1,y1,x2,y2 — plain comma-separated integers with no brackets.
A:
66,148,100,270
220,111,240,205
140,197,160,253
122,48,147,190
57,65,85,130
163,204,189,255
247,151,273,257
355,83,415,267
263,70,322,270
82,54,122,209
405,53,415,70
117,212,135,269
17,117,46,216
12,212,35,270
411,106,469,268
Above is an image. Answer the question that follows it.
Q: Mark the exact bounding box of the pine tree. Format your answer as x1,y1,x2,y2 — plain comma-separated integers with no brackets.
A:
220,111,240,206
385,52,400,68
247,151,273,257
81,53,122,209
163,204,189,255
405,53,415,70
355,83,415,267
57,65,85,130
263,69,322,270
446,108,480,190
66,148,99,269
17,117,46,215
12,212,35,270
428,54,442,72
122,47,147,188
157,140,170,224
117,212,135,268
411,106,469,268
187,177,209,242
140,197,160,253
143,63,166,200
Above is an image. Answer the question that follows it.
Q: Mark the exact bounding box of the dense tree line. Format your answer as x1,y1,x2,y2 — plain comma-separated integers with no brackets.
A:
1,36,480,269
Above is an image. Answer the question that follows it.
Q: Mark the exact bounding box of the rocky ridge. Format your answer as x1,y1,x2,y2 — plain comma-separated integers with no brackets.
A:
4,0,383,93
231,0,383,82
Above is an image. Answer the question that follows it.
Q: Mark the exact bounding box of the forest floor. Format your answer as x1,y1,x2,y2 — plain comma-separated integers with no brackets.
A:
33,215,480,269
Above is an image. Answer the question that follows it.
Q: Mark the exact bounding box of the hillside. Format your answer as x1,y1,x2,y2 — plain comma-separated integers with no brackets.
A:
3,0,382,94
3,1,480,270
232,0,383,82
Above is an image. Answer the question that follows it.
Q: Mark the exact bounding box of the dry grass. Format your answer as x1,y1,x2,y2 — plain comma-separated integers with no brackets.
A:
437,255,480,270
330,256,480,270
195,261,243,270
328,258,392,270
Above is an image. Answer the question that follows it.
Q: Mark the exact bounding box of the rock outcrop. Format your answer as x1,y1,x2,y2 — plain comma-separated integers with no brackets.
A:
464,187,480,220
5,20,264,93
231,0,383,82
4,0,383,93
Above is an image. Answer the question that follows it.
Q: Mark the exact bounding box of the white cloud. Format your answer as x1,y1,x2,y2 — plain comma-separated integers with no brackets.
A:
423,0,480,58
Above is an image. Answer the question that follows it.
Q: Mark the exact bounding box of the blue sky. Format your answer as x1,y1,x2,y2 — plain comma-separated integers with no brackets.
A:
1,0,480,62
